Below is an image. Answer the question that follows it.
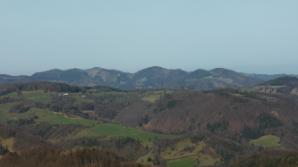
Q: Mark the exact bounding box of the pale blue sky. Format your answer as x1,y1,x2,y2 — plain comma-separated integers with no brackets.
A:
0,0,297,75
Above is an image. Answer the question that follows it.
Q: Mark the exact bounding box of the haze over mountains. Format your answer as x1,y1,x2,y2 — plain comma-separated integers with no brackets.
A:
0,67,288,90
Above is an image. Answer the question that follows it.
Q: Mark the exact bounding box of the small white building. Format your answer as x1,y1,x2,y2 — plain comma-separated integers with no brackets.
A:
63,93,69,96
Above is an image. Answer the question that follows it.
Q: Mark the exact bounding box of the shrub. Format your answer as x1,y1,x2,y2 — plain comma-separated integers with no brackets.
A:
207,121,229,133
259,113,282,129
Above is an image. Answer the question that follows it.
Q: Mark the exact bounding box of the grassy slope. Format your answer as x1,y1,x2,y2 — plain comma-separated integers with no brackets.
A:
250,135,281,148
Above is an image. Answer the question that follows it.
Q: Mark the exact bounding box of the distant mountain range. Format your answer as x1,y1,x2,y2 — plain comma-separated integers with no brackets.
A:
0,67,292,90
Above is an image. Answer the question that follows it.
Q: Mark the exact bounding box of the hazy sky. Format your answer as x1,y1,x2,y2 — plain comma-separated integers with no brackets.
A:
0,0,297,75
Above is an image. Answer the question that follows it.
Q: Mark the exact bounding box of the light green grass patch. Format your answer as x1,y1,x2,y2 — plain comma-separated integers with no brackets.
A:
167,157,197,167
142,91,164,103
250,135,281,148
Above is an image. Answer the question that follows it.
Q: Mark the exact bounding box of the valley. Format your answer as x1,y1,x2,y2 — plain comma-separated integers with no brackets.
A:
0,77,298,166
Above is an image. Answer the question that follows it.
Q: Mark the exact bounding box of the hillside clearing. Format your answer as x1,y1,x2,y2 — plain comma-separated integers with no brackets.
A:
250,135,281,148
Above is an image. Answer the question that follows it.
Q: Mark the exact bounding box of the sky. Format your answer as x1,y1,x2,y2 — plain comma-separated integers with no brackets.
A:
0,0,297,75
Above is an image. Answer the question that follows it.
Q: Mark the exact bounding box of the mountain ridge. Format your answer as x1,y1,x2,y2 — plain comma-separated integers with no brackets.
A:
0,67,290,90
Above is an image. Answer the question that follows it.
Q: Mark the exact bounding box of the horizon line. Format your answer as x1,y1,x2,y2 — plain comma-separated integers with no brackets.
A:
1,66,296,76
